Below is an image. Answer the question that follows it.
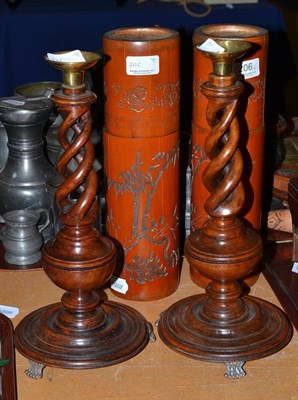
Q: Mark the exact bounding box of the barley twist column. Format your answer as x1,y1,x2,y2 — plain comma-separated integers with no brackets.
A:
158,40,292,379
190,25,268,289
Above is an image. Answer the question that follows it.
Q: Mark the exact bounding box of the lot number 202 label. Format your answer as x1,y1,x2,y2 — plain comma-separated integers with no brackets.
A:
126,55,159,76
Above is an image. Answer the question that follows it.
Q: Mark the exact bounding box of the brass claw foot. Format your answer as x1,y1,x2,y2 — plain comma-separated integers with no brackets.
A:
147,322,156,342
224,361,246,379
25,360,45,379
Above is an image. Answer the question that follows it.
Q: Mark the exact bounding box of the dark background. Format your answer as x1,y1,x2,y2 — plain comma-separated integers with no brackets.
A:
0,0,296,128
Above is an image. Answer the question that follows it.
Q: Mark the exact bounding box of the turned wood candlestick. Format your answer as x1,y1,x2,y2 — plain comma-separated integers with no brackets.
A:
158,40,293,378
14,51,152,378
190,24,269,289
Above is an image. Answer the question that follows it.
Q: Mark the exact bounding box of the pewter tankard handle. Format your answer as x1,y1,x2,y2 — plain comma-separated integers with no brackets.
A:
36,208,50,234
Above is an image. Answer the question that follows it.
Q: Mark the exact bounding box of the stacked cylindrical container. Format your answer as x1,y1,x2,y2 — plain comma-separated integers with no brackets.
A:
103,27,180,300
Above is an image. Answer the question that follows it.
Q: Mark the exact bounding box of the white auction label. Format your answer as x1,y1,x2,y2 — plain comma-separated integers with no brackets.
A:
110,276,129,294
47,50,85,62
241,58,260,79
126,55,159,76
292,262,298,273
0,305,19,319
197,38,225,54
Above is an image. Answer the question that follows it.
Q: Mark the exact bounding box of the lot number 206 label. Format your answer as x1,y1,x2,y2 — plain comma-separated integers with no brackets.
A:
241,58,260,79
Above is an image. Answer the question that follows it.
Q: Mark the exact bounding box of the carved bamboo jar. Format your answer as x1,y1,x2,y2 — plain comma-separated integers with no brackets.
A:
191,24,268,288
103,27,180,300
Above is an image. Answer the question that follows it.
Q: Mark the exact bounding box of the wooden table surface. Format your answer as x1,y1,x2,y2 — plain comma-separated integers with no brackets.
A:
0,257,297,400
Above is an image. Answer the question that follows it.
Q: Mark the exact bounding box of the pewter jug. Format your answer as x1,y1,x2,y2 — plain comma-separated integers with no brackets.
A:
0,96,57,241
14,81,62,166
14,80,102,168
0,82,62,173
1,209,50,265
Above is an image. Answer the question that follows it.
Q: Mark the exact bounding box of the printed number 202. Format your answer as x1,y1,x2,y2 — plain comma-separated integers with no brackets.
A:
129,61,142,68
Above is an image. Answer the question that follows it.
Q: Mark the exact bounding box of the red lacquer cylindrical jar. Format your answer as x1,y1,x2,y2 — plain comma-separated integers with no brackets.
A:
191,24,268,287
103,27,180,300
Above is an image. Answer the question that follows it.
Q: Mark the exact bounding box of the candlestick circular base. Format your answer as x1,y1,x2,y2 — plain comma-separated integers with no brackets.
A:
158,294,293,363
15,301,150,369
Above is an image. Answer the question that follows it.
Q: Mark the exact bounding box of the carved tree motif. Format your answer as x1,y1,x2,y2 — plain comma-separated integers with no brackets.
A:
107,144,179,283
